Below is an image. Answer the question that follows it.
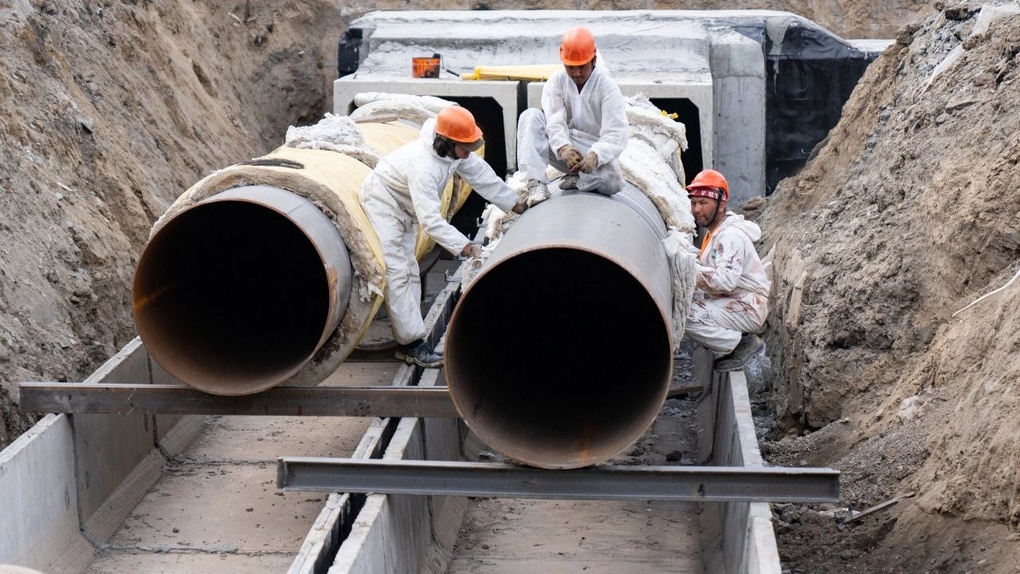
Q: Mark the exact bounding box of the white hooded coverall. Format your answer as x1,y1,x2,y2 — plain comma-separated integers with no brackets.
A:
517,65,628,194
360,118,518,345
684,212,771,354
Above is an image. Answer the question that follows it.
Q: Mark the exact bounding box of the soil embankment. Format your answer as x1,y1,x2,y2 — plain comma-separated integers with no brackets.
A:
759,2,1020,570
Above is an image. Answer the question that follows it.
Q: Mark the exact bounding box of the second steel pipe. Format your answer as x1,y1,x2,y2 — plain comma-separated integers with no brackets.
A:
445,186,675,469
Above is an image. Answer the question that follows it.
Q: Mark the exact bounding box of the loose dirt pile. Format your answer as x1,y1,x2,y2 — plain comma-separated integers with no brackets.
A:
0,0,343,446
759,1,1020,571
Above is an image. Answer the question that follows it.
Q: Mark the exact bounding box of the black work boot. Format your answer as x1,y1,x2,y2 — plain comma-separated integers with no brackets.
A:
395,339,444,368
715,333,765,372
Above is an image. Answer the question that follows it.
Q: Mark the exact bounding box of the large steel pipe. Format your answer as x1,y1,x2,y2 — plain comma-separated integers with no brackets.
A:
445,186,675,469
133,185,353,396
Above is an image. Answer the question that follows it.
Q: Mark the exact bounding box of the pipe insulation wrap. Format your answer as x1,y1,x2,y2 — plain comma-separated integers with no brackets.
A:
134,106,469,395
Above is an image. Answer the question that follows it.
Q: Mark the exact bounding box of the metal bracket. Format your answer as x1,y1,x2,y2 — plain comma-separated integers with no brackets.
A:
18,383,459,418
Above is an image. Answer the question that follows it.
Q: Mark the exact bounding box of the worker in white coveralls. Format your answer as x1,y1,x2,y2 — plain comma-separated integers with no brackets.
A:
683,169,771,371
517,26,628,195
360,106,528,368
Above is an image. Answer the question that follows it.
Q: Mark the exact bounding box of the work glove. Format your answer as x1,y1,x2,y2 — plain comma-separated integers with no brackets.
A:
557,145,583,170
512,199,529,214
524,180,550,207
460,243,482,259
572,151,599,174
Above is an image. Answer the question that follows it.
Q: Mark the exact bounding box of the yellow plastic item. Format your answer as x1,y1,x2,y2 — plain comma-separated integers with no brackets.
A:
460,64,563,82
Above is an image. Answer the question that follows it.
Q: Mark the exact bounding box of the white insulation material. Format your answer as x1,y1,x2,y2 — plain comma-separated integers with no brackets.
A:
284,113,385,168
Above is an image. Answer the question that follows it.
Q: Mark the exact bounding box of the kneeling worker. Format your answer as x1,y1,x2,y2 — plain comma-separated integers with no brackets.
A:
360,106,527,368
683,169,771,371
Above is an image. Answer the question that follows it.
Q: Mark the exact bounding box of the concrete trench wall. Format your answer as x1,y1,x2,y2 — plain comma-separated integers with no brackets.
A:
285,278,463,574
0,240,462,574
0,339,204,573
693,348,782,574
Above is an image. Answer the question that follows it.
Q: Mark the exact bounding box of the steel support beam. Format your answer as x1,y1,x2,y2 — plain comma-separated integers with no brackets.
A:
277,458,840,503
18,383,459,418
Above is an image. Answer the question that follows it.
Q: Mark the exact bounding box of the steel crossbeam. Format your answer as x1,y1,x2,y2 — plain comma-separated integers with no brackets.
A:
18,383,459,418
277,457,841,503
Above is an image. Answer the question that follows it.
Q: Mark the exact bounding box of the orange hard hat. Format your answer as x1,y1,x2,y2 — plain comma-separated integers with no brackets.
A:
560,27,597,66
687,169,730,201
436,106,484,150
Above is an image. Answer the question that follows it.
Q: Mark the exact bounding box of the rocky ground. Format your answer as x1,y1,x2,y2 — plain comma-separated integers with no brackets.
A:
7,0,1020,573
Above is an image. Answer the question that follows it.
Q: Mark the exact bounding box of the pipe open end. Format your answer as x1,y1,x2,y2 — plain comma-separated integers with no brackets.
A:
446,247,674,469
133,190,348,396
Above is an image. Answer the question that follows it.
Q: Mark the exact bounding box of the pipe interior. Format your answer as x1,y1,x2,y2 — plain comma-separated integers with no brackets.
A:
447,247,673,468
133,201,330,392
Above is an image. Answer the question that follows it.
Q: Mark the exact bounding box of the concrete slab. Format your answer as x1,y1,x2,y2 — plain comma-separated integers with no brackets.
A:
185,416,369,461
81,361,385,572
447,498,703,574
319,360,401,388
84,550,295,574
107,462,324,552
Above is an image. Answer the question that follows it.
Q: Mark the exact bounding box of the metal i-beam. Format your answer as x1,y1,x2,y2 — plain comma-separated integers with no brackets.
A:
18,383,458,418
277,458,841,503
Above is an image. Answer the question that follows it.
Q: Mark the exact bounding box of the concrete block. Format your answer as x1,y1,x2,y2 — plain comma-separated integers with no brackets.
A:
710,30,766,206
334,77,521,171
708,31,766,78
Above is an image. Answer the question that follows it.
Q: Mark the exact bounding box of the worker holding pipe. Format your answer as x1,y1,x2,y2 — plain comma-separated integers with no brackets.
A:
516,26,628,195
360,105,528,368
684,169,771,371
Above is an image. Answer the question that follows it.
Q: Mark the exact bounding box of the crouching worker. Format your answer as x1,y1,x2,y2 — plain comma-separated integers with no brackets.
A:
360,106,528,368
683,169,771,371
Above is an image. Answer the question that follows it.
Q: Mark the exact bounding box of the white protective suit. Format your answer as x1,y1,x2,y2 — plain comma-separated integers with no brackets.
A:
360,118,519,345
684,212,771,354
517,65,628,194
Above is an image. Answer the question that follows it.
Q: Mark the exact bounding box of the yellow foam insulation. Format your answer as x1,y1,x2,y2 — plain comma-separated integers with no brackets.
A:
153,106,475,385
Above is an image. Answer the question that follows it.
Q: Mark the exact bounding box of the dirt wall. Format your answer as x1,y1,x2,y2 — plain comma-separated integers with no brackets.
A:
759,1,1020,570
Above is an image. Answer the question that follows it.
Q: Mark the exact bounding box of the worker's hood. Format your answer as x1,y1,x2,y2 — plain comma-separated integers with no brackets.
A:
718,211,762,242
419,117,438,144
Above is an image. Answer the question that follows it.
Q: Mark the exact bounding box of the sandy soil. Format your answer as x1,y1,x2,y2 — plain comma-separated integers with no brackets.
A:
11,1,1020,573
0,0,345,446
758,1,1020,571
